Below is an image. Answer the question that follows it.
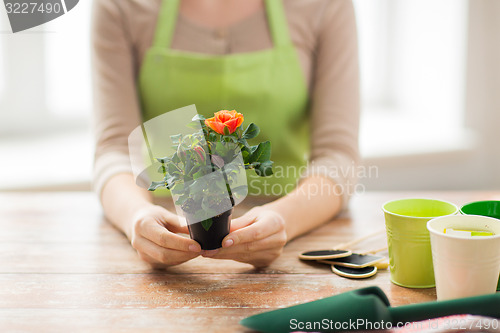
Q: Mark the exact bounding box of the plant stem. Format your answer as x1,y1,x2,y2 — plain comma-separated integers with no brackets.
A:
221,167,235,207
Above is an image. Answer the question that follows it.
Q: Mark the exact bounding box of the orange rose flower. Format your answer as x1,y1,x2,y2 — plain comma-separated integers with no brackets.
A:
205,110,244,135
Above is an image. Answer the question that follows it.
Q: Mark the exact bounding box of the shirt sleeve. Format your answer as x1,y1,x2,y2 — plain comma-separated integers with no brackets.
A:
303,0,361,210
91,0,142,196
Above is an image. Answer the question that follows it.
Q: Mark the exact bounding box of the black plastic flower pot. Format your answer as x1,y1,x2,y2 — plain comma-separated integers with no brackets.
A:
185,208,233,250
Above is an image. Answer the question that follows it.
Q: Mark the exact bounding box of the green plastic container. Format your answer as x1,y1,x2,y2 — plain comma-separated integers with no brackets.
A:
460,200,500,219
383,198,458,288
460,200,500,291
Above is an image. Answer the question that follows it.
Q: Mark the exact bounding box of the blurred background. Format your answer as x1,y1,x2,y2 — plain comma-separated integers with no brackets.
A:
0,0,498,192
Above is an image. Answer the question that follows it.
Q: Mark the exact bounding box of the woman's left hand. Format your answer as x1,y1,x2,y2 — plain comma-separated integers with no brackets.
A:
205,207,287,267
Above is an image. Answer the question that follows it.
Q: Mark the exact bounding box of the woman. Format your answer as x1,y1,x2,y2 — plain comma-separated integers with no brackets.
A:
92,0,359,268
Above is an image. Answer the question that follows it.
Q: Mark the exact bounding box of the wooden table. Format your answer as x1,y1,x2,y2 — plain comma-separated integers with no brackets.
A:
1,191,498,332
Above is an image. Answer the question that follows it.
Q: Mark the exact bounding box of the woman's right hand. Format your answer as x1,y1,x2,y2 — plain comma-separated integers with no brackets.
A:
128,205,202,268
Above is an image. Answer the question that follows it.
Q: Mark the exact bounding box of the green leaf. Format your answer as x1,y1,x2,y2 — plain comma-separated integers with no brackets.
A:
171,182,185,193
148,181,167,191
223,126,230,136
248,141,271,164
232,185,248,197
170,134,182,144
194,204,216,220
192,168,209,180
186,121,201,130
165,174,174,184
247,161,260,170
192,114,206,122
189,179,205,192
214,141,228,156
215,178,228,191
167,163,179,175
241,149,250,161
242,123,260,140
156,157,171,164
208,132,217,142
201,219,213,231
157,164,167,174
172,153,181,164
184,156,193,176
222,163,241,174
238,137,249,147
255,160,274,177
175,194,189,206
223,135,237,143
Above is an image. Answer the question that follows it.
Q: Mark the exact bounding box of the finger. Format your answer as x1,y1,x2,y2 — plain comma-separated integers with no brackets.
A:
215,231,286,256
248,252,281,268
133,236,199,266
138,220,201,253
229,213,257,232
155,209,190,234
201,249,220,258
222,213,285,248
137,252,169,269
169,223,190,235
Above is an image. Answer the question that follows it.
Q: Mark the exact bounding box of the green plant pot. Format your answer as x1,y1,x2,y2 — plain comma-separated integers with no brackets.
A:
186,209,232,250
382,198,458,288
460,200,500,219
460,200,500,291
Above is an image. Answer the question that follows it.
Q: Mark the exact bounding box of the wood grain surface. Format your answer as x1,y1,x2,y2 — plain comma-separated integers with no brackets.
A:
0,191,498,332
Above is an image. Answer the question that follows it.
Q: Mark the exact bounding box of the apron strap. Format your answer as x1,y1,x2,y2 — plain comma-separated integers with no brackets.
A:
265,0,291,48
153,0,291,49
153,0,180,48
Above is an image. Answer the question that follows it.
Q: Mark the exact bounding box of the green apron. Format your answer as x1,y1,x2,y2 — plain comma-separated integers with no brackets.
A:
138,0,309,196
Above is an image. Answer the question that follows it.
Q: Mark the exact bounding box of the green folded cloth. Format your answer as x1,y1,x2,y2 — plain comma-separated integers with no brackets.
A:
240,286,500,333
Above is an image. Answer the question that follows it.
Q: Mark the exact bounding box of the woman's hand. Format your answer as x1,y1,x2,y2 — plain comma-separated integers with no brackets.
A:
129,205,202,268
206,207,287,267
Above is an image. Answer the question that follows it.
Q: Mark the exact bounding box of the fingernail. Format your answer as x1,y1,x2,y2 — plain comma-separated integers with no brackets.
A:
223,239,234,248
189,244,200,252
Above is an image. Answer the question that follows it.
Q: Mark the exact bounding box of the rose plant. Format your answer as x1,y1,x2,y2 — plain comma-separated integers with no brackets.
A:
148,110,273,249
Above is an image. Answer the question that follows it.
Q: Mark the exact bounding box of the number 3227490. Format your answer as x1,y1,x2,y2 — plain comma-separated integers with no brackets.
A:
5,2,63,14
